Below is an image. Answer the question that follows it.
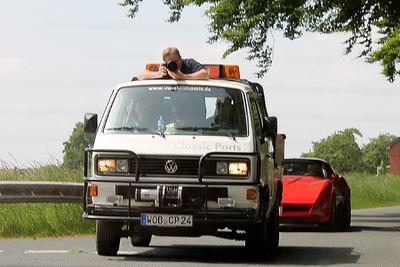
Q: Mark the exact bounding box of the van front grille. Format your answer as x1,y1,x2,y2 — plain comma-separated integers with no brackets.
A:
129,157,216,177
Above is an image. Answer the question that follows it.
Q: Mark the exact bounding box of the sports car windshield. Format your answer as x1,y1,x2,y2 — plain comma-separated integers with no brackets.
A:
104,85,247,137
284,162,324,177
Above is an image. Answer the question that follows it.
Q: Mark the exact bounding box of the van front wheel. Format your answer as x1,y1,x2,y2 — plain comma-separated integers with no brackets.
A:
245,207,279,255
96,220,122,256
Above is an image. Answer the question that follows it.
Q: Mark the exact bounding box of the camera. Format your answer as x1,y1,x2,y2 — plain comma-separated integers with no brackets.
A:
164,60,178,72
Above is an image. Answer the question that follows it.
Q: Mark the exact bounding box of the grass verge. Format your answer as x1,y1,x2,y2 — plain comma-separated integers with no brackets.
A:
0,163,399,237
345,173,400,209
0,162,94,238
0,203,94,238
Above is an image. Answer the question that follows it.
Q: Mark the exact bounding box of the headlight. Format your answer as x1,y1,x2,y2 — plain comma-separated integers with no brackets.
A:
228,162,248,176
216,161,248,176
97,159,129,174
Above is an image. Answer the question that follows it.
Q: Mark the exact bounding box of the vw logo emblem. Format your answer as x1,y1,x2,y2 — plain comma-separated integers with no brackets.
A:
165,160,178,174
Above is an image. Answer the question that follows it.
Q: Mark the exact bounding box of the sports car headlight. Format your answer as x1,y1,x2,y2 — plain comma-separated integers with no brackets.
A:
228,162,248,176
97,159,128,174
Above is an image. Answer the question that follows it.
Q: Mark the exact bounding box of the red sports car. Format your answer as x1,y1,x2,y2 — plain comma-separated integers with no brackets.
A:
279,158,351,229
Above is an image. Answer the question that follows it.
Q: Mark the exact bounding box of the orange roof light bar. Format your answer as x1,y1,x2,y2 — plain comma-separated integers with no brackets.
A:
145,63,240,79
222,65,240,79
204,64,240,79
204,65,221,79
146,63,160,71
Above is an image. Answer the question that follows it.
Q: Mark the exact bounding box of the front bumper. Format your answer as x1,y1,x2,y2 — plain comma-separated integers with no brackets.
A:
83,180,261,225
83,149,263,226
279,202,331,224
83,205,258,225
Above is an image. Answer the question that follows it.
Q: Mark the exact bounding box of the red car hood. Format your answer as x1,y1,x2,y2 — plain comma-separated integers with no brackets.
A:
281,175,332,205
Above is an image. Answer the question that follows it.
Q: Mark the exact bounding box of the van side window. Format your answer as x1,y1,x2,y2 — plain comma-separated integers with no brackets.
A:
250,97,262,137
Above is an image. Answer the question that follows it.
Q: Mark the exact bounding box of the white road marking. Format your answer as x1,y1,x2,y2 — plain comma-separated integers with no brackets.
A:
0,250,4,253
118,250,138,255
92,251,138,255
25,250,69,254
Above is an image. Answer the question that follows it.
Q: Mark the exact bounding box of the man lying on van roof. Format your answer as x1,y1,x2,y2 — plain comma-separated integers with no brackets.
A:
137,47,209,80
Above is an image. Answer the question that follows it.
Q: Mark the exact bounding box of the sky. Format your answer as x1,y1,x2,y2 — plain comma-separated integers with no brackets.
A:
0,0,399,166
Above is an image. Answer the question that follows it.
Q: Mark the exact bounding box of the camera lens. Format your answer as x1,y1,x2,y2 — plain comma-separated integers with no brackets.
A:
166,61,178,72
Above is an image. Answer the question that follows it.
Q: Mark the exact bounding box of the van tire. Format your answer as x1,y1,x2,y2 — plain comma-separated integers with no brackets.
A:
96,220,121,256
245,207,279,255
266,206,280,252
131,233,152,247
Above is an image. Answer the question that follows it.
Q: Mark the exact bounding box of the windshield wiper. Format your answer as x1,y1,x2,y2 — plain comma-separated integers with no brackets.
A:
106,126,165,138
176,126,219,132
176,126,236,140
208,131,237,141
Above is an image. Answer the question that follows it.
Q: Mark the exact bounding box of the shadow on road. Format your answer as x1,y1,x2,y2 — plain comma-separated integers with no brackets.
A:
279,210,400,233
114,245,360,265
350,212,400,232
280,224,400,233
352,213,400,219
350,225,400,232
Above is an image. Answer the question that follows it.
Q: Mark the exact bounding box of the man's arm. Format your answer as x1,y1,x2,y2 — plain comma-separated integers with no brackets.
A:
137,65,167,80
168,68,209,80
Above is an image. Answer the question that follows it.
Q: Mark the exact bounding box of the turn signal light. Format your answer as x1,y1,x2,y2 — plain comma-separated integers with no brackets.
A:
246,189,256,200
89,184,98,197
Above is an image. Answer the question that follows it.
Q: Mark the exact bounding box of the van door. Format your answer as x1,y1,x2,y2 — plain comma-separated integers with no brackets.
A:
249,97,274,186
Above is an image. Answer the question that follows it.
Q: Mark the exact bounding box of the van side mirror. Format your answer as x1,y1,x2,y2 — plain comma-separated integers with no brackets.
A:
84,113,98,133
275,134,286,167
262,116,277,139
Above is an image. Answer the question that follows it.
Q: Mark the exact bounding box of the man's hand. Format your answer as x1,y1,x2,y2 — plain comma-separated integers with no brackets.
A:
137,64,168,80
167,69,185,80
158,65,168,78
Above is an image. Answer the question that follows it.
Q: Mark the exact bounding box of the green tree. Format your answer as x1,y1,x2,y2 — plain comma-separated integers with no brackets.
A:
361,133,396,173
301,128,363,173
62,122,94,169
120,0,400,81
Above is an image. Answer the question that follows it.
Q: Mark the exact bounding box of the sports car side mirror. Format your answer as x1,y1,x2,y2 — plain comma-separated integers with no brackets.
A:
331,173,339,180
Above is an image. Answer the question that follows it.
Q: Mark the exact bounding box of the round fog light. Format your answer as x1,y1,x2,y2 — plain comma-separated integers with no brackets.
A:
216,162,228,175
116,159,129,173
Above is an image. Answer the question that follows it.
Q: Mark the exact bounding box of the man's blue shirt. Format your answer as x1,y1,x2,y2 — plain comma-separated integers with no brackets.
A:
181,58,205,74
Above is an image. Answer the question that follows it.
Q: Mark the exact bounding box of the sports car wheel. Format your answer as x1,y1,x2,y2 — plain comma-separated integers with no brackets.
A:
336,196,351,230
245,207,279,255
319,194,338,230
131,232,152,247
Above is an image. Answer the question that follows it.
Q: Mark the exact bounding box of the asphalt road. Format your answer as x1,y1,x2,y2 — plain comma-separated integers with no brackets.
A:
0,206,399,266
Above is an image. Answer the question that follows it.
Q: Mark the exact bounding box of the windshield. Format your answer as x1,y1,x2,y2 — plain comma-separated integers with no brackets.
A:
283,162,324,177
104,85,247,136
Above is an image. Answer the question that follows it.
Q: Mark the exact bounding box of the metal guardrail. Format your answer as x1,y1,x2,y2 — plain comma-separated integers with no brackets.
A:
0,181,83,203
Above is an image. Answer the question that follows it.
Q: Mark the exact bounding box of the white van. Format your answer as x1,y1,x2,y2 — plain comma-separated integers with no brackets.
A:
83,65,285,256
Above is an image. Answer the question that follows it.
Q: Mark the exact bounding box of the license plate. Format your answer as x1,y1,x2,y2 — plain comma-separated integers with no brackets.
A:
141,213,193,227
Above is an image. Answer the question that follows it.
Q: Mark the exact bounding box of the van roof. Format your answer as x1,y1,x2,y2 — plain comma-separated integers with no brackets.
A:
116,78,263,94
